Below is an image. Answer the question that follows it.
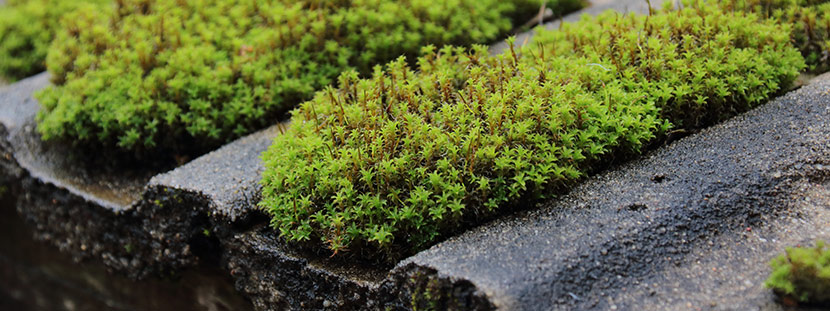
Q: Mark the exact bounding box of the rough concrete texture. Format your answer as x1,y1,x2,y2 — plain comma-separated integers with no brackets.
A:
0,191,254,311
398,73,830,310
0,73,224,278
0,73,166,278
147,123,284,222
615,182,830,311
222,226,377,310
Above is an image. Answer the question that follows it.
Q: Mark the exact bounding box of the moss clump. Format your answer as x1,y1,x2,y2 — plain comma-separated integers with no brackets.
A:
259,2,804,260
721,0,830,71
0,0,108,81
531,1,803,129
34,0,577,155
766,241,830,305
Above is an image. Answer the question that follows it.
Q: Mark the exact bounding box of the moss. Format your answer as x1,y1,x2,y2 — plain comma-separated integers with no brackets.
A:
766,241,830,305
720,0,830,71
411,278,440,311
259,2,804,260
530,2,805,130
0,0,109,81
34,0,578,155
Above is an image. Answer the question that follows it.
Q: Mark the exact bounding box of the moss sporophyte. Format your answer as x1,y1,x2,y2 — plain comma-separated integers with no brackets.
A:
259,0,811,261
33,0,577,156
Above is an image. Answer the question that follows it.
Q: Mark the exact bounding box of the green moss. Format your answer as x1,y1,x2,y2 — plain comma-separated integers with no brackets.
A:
720,0,830,71
766,241,830,305
34,0,576,155
411,278,440,311
0,0,109,81
530,1,806,129
259,2,804,260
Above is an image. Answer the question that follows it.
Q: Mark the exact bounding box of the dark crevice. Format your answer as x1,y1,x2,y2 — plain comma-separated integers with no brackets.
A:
625,203,648,212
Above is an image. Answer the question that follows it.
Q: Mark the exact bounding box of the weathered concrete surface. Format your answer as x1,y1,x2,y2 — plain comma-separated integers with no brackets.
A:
397,73,830,310
0,73,159,210
614,181,830,311
223,226,379,310
0,192,254,311
147,123,284,222
0,73,166,278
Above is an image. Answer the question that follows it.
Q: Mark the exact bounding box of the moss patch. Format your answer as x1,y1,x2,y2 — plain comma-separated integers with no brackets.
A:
766,241,830,305
34,0,574,155
721,0,830,72
260,2,805,260
0,0,109,81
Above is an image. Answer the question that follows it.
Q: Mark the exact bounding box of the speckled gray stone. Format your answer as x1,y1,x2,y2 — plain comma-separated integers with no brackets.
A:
148,123,285,221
